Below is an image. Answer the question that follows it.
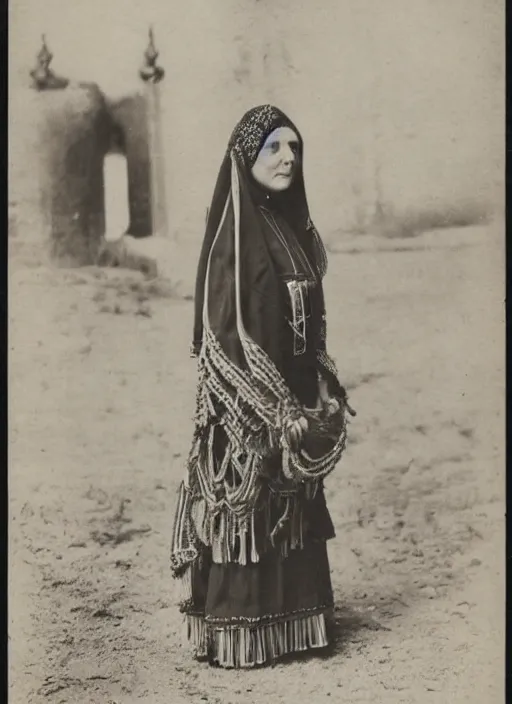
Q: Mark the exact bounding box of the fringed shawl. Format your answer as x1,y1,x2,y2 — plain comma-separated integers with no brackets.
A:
171,106,347,577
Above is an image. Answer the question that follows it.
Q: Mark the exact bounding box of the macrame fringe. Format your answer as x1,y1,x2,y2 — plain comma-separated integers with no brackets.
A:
206,491,313,565
185,612,328,668
170,481,199,577
174,565,193,607
173,477,325,583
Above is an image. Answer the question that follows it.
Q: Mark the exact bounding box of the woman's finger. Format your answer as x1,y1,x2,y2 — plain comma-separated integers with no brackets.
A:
328,398,340,415
298,416,309,434
286,423,298,451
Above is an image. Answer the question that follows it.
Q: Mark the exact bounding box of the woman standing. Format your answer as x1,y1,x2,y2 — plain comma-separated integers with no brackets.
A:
171,105,352,668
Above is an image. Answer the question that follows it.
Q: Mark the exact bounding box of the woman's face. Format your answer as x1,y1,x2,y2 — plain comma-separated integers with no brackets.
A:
251,126,300,192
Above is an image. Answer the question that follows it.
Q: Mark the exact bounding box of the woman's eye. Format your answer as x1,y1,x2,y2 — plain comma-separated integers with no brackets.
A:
267,141,280,153
290,142,299,153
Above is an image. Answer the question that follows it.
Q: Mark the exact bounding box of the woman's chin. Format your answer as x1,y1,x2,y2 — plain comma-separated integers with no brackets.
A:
269,177,293,192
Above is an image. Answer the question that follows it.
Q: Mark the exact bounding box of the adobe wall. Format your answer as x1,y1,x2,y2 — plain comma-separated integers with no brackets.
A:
10,0,504,248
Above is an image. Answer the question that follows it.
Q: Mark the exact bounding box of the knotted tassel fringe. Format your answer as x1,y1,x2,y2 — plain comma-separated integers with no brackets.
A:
178,488,316,573
174,565,193,608
185,612,328,668
205,492,311,566
209,509,261,565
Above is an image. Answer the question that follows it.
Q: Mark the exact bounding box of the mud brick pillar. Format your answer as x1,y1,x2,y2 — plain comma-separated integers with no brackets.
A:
28,36,109,266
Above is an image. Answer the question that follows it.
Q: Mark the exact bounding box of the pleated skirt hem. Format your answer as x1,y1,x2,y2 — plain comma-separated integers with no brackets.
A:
185,611,329,669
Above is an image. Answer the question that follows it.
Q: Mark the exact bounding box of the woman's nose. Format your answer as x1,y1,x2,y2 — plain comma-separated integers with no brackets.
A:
281,145,295,164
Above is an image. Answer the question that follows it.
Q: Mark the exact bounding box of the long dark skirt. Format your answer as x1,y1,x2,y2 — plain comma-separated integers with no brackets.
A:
180,484,336,668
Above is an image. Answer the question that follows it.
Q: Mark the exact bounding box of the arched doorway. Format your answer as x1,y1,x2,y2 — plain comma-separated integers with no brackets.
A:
103,122,129,242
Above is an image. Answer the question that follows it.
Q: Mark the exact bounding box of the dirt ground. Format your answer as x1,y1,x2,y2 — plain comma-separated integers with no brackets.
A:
9,222,505,703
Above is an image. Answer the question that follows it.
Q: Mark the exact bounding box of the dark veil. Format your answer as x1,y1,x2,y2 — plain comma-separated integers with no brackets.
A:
192,105,329,379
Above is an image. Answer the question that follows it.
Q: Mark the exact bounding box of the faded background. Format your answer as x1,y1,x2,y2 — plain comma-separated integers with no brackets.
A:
9,1,505,703
10,0,504,239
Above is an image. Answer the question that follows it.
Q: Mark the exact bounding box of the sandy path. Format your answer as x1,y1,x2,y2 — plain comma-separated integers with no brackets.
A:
9,223,504,703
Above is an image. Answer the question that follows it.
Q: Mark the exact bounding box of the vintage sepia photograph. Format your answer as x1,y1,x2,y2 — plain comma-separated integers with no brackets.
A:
8,1,505,702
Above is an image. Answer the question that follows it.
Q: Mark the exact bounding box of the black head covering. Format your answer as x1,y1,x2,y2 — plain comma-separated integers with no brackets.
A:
192,104,328,377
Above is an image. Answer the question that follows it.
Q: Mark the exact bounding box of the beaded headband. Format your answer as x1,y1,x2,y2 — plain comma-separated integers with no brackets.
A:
228,105,300,166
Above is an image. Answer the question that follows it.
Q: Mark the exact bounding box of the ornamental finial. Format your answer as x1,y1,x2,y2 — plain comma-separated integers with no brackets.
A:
30,35,69,90
139,27,165,83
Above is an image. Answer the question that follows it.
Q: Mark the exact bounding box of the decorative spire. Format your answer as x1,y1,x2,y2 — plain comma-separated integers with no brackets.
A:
30,35,69,90
38,34,52,66
139,27,165,84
